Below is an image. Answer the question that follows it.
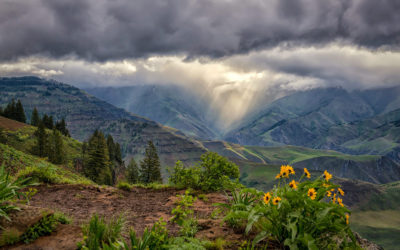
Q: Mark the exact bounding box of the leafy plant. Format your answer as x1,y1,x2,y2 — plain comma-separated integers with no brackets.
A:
121,218,169,250
171,190,197,226
78,214,125,249
53,211,72,224
20,213,59,243
116,182,132,191
0,164,31,221
223,166,360,249
169,152,240,192
216,188,262,231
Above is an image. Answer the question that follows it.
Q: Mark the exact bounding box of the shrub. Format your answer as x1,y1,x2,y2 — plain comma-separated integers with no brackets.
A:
0,164,31,221
0,228,20,246
78,214,125,249
122,218,169,250
169,152,240,192
20,213,60,243
116,182,132,191
223,165,360,249
171,191,197,226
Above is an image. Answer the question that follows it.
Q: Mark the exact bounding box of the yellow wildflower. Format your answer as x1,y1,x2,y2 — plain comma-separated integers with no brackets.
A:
304,168,311,178
337,197,344,207
323,170,332,182
263,192,271,204
338,188,345,196
326,190,332,197
307,188,317,200
275,173,282,179
332,193,337,203
289,180,298,189
323,183,330,188
345,214,350,225
272,197,281,205
286,165,295,175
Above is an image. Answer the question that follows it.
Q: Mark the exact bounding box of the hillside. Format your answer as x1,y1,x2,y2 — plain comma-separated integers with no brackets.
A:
85,85,218,139
200,141,400,184
225,86,400,158
0,77,206,168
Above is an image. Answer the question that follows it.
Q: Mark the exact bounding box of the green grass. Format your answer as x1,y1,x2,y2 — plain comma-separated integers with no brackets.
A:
244,145,378,164
0,143,92,185
3,126,82,168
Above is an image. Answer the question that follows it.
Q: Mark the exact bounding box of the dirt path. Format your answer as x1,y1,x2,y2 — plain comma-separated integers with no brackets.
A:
10,184,244,249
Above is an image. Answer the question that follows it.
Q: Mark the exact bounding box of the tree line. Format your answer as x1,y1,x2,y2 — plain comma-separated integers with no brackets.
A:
1,99,162,186
0,99,70,137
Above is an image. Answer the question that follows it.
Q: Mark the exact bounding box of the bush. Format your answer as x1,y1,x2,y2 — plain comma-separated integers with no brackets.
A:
20,213,60,243
78,214,125,249
116,182,132,191
222,165,360,249
171,190,197,226
169,152,240,192
123,218,169,250
0,164,31,221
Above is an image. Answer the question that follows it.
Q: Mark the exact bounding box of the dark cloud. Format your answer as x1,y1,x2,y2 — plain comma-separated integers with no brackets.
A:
0,0,399,61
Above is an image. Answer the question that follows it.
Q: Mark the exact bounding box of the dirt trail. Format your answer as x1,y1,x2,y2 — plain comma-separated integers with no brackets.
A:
8,184,245,249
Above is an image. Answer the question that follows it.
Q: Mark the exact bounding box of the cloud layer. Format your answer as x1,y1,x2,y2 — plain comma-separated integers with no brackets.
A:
1,0,400,61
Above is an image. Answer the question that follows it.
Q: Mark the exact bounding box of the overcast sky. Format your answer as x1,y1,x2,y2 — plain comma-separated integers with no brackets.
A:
1,0,400,125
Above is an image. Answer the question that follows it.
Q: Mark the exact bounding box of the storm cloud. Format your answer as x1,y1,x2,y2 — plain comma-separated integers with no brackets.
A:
1,0,400,61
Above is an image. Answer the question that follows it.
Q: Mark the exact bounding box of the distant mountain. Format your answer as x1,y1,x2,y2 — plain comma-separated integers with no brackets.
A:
0,77,206,168
85,85,218,139
225,86,400,159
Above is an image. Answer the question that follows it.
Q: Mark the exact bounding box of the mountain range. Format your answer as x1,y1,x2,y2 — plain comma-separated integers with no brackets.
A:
2,76,400,184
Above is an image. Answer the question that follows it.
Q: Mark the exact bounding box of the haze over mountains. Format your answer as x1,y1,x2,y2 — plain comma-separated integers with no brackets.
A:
87,84,400,162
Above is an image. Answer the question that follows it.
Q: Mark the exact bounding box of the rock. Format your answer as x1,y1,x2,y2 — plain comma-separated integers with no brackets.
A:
355,232,384,250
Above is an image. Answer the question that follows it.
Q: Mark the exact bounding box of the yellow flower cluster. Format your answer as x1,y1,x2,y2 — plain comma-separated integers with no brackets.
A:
304,168,311,178
264,192,281,206
323,170,332,182
276,165,295,179
307,188,317,200
289,180,298,189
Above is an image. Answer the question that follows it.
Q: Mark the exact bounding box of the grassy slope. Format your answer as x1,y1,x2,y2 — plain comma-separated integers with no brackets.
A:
0,143,92,185
0,116,82,168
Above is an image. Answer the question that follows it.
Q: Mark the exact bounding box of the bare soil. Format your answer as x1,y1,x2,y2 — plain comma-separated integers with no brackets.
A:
7,184,246,249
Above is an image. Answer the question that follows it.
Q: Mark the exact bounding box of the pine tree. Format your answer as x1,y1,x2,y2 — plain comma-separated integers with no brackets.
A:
84,130,112,184
115,143,122,165
15,100,26,123
140,141,162,183
31,107,40,126
42,114,54,129
33,122,48,157
49,129,64,164
106,135,115,162
3,99,16,120
126,158,139,184
55,118,70,137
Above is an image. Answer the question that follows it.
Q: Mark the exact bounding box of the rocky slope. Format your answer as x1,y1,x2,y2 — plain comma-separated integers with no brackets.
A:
225,86,400,159
0,77,206,167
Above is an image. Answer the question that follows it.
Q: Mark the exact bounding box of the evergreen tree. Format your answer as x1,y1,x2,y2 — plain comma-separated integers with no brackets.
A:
3,99,17,120
42,114,54,129
33,122,48,157
31,107,40,126
140,141,162,183
84,130,112,184
15,100,26,123
49,129,65,164
106,135,115,162
55,118,70,137
126,158,139,184
115,143,122,165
